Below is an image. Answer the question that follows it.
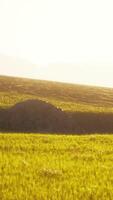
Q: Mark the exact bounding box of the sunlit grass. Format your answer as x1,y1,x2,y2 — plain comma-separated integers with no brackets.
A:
1,133,113,200
0,76,113,113
1,91,113,113
1,76,113,199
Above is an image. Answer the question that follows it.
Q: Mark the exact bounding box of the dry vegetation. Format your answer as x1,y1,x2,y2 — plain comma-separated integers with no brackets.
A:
1,75,113,199
1,133,113,200
0,75,113,112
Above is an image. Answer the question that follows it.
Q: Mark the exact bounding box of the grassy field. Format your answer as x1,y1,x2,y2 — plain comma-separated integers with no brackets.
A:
1,75,113,113
1,76,113,199
1,133,113,200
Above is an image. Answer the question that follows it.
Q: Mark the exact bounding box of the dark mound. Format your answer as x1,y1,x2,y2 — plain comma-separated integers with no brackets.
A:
0,100,68,132
69,112,113,133
0,99,113,133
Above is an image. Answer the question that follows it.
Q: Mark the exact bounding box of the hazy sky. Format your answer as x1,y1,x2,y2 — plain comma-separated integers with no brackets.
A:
0,0,113,87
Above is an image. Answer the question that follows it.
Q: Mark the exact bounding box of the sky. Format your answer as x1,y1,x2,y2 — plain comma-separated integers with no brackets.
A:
0,0,113,87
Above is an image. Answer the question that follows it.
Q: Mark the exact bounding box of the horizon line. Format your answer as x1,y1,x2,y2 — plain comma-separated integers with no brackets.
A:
0,73,113,90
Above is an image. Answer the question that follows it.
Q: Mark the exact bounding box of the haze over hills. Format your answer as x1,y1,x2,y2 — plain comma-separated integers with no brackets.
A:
0,55,41,78
0,55,113,88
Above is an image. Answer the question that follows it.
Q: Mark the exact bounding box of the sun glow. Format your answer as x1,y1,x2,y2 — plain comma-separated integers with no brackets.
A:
0,0,113,87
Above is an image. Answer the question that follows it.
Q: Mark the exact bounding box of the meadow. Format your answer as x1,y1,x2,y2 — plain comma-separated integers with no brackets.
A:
1,133,113,200
1,76,113,199
1,75,113,113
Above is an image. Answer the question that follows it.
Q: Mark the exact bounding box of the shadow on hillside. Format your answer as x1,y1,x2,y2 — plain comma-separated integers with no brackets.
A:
0,99,113,134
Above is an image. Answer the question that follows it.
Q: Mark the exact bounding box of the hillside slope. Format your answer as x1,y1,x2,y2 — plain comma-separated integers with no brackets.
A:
1,99,113,133
0,75,113,113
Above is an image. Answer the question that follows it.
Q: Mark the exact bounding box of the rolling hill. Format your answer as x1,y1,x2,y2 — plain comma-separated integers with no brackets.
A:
0,75,113,133
1,75,113,199
0,75,113,113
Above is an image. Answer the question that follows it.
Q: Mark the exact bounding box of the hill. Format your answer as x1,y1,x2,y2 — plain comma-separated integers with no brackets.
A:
0,76,113,133
0,75,113,113
0,99,68,132
1,99,113,133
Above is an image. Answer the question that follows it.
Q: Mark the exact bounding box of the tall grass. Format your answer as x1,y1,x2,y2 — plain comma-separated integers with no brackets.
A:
1,133,113,200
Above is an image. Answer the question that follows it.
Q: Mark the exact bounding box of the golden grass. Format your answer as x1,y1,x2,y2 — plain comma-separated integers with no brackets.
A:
0,75,113,113
1,133,113,200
